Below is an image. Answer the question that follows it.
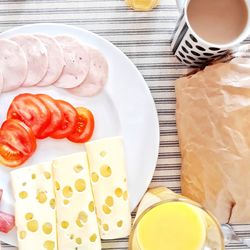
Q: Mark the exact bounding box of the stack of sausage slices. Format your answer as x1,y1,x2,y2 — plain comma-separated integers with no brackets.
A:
0,34,108,96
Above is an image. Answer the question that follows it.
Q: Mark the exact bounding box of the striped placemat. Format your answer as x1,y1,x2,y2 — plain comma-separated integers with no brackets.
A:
0,0,249,249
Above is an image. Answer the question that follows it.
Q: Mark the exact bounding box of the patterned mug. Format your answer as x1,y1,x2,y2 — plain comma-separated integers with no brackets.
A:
171,0,250,67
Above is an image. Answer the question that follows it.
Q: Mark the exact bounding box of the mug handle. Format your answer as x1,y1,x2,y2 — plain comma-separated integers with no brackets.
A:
176,0,186,12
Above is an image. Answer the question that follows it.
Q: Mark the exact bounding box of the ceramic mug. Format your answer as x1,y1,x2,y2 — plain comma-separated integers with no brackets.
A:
171,0,250,67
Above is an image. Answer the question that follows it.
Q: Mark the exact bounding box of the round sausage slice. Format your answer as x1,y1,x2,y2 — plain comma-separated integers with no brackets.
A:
35,34,65,86
0,71,4,93
53,35,90,88
68,47,108,97
11,34,48,86
0,39,27,92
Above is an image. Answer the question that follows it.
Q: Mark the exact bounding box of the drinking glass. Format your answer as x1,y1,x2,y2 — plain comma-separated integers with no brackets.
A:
129,197,224,250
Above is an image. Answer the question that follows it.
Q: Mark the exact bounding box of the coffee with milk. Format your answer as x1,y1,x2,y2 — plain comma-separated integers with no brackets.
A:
187,0,248,44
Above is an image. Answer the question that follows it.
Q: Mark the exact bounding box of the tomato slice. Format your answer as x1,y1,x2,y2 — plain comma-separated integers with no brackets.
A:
67,107,95,143
50,100,77,139
1,119,36,154
7,93,51,138
36,94,63,139
0,119,36,167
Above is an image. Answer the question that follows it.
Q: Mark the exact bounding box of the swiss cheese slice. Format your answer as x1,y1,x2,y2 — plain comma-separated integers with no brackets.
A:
52,152,101,250
85,137,131,239
11,163,57,250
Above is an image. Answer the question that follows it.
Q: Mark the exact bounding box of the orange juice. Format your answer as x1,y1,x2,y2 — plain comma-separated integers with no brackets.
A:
129,187,224,250
125,0,159,11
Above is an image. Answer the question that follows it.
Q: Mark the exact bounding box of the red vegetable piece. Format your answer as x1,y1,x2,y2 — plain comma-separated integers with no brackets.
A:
0,211,15,233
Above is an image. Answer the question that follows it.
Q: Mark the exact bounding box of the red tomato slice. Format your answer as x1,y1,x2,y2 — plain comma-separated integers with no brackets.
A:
50,100,77,139
1,119,36,154
0,119,36,167
67,107,95,143
7,93,51,138
36,94,63,139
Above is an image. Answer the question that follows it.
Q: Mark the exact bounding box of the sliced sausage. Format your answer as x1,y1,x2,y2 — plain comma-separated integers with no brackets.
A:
0,39,27,92
53,35,90,88
35,34,65,86
0,71,3,93
68,47,108,97
11,34,48,86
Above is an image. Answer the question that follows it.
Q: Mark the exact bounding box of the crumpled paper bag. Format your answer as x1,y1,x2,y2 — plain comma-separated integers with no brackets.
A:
176,57,250,224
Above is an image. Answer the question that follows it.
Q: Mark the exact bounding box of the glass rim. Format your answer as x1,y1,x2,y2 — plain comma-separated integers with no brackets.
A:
128,197,225,250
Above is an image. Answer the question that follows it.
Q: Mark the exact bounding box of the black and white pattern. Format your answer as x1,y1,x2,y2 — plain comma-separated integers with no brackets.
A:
0,0,249,249
171,10,229,67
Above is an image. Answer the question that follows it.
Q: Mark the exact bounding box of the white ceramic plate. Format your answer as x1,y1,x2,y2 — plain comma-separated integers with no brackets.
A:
0,23,159,246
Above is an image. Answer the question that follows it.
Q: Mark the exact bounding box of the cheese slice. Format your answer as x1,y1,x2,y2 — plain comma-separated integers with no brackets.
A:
52,152,101,250
85,137,131,239
11,163,57,250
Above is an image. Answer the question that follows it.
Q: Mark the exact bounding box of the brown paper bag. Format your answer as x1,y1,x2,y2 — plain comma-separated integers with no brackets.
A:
176,60,250,223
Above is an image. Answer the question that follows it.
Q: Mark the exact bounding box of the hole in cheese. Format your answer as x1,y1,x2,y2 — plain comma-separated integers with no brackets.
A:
75,179,86,192
19,231,27,240
43,240,55,250
25,213,33,220
79,211,88,222
55,181,60,191
64,199,70,205
105,196,114,207
62,186,73,198
36,191,47,204
44,172,51,179
22,182,27,186
19,191,28,199
100,151,107,157
76,238,82,245
123,191,128,200
76,211,88,228
91,172,99,182
88,201,95,212
100,165,112,177
102,205,111,214
97,217,102,226
115,188,122,198
103,224,109,231
117,220,123,227
31,174,36,179
89,234,97,242
61,221,69,229
74,164,83,173
43,223,52,234
50,199,55,209
27,220,38,232
76,218,83,228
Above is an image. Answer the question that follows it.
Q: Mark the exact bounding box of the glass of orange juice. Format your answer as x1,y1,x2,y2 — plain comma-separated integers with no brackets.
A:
129,188,224,250
125,0,160,11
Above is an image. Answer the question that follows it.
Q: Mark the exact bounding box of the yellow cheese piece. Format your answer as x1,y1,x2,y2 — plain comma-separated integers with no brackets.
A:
11,163,57,250
52,152,101,250
85,137,131,239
